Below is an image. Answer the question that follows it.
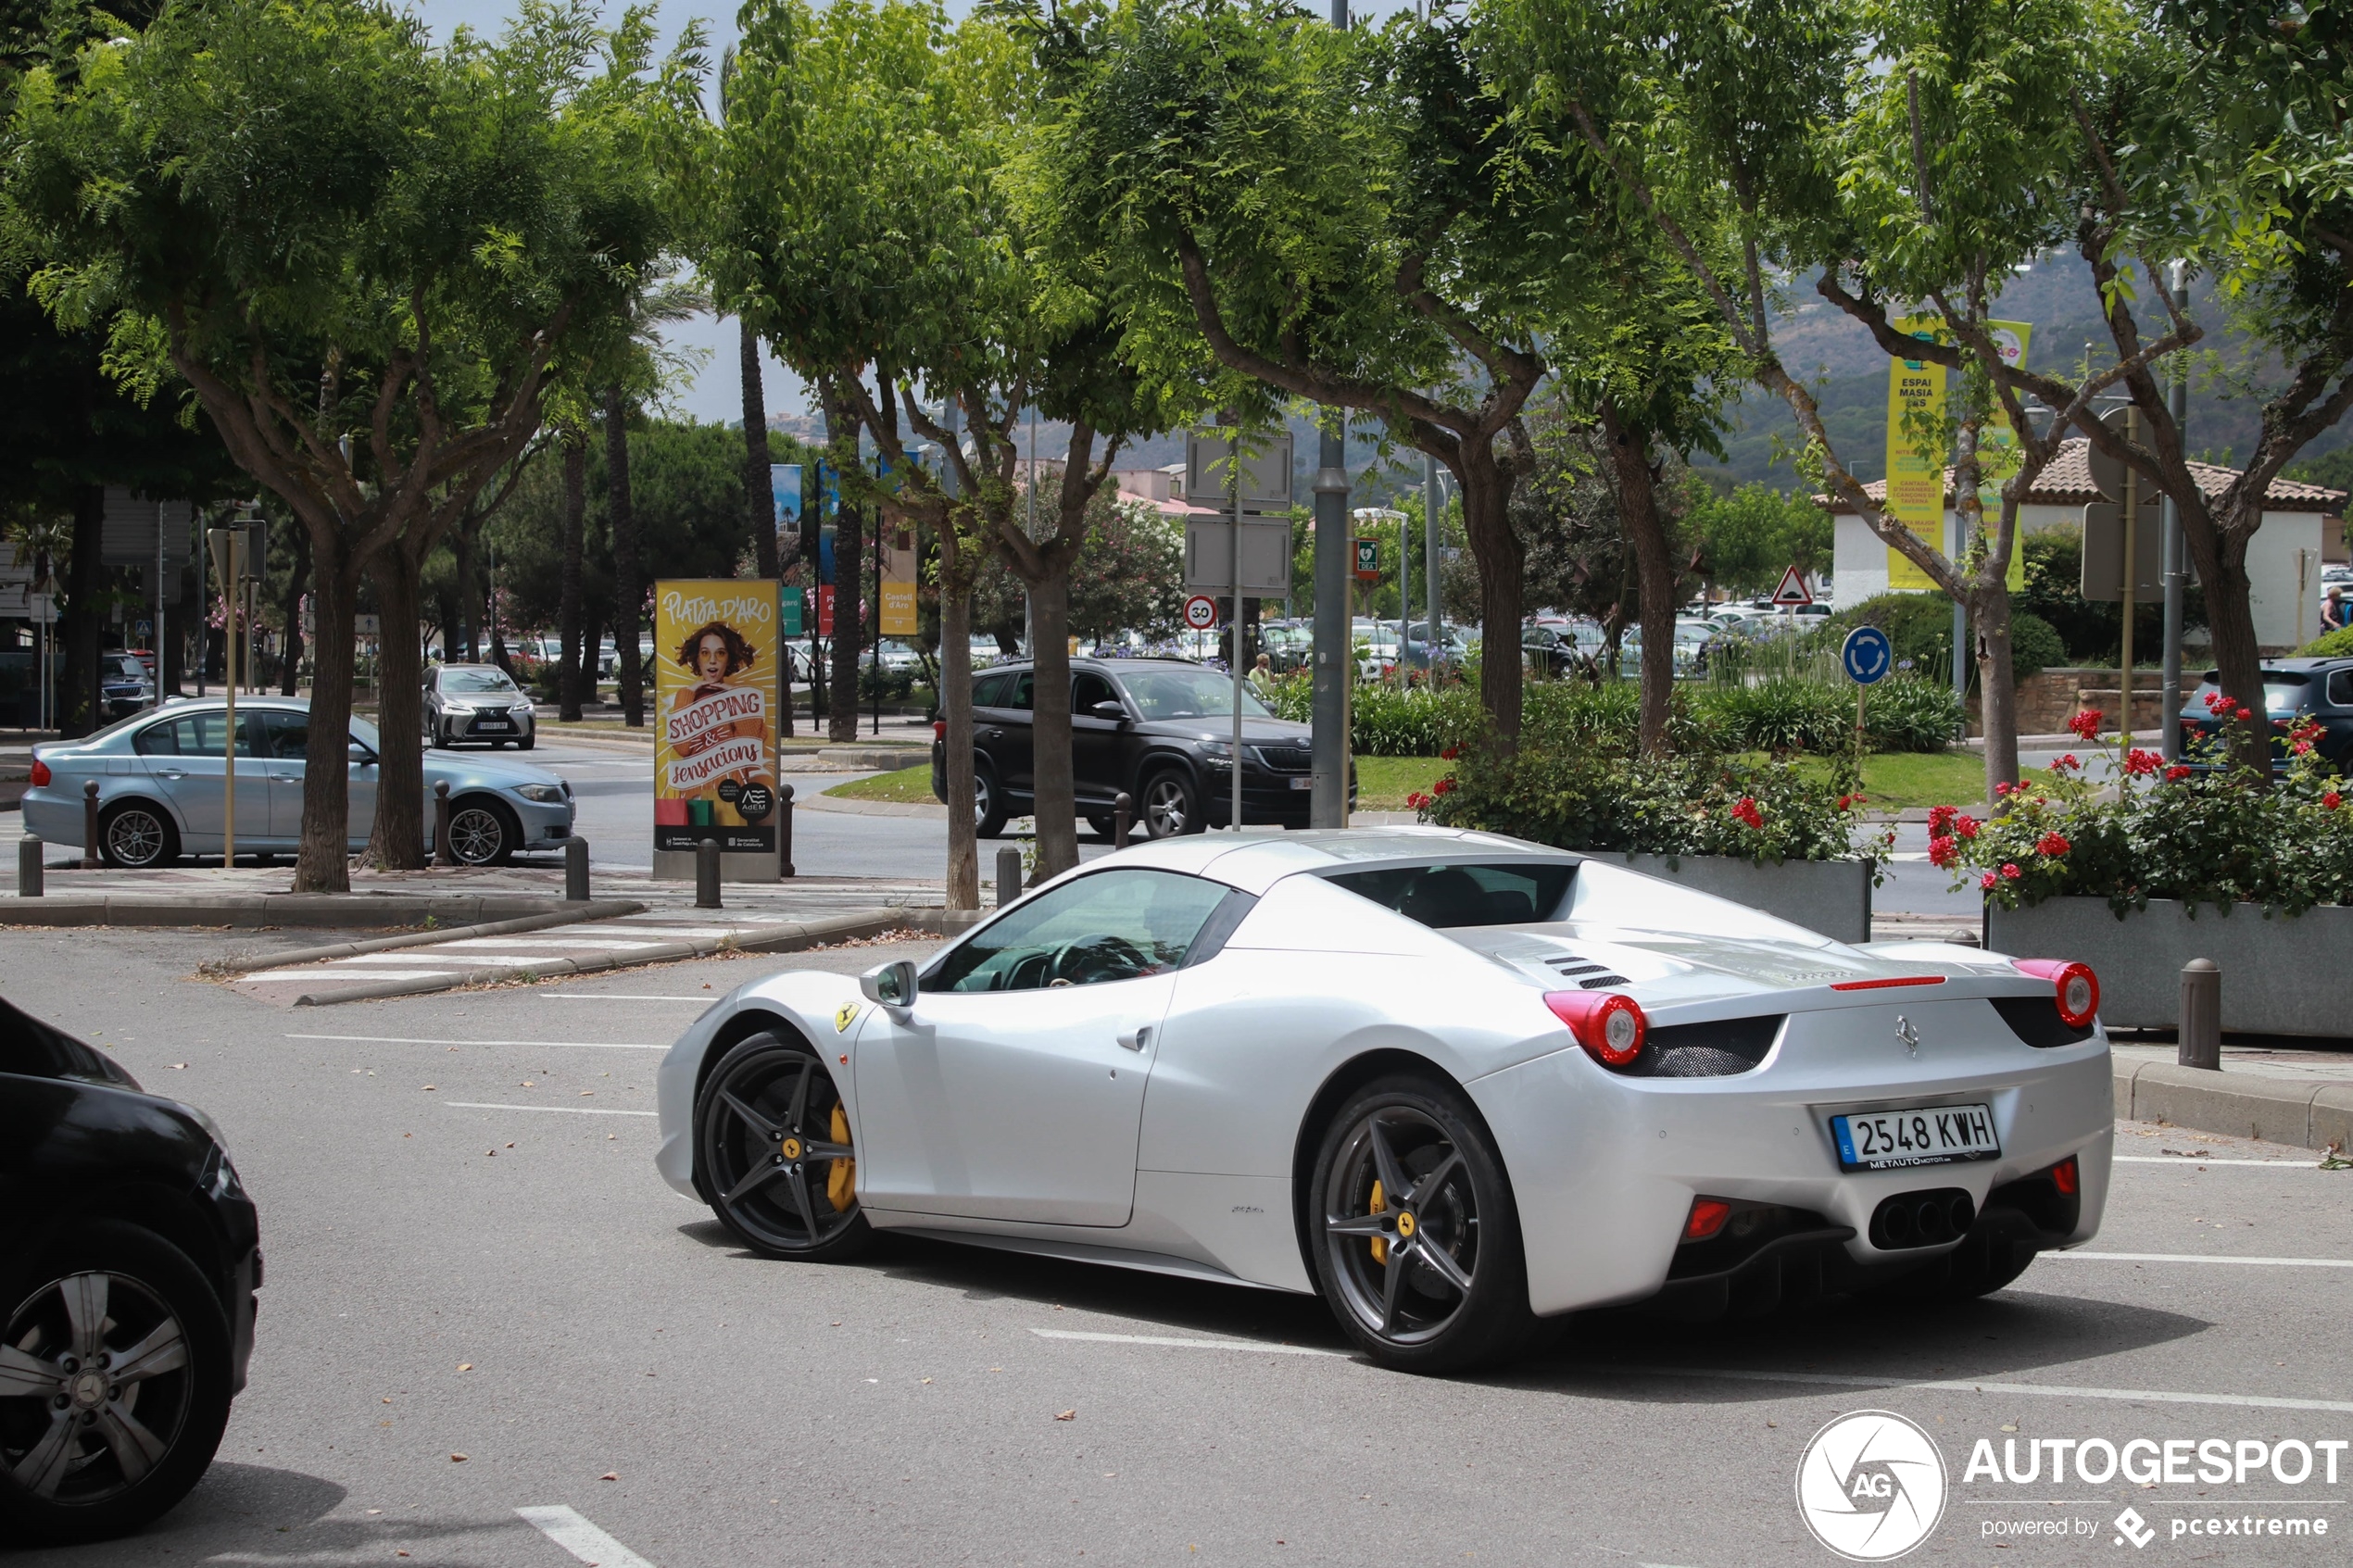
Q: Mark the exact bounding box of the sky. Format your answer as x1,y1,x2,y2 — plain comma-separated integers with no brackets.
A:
406,0,1419,427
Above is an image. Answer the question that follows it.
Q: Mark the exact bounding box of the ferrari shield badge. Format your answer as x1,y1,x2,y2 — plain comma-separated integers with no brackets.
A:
835,1002,861,1034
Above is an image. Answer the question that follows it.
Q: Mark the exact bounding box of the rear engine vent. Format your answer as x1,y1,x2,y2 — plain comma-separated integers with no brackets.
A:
1548,957,1631,988
1620,1014,1785,1078
1991,996,2096,1049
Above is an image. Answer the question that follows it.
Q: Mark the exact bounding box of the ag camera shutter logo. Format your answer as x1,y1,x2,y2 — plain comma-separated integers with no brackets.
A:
1795,1410,1948,1561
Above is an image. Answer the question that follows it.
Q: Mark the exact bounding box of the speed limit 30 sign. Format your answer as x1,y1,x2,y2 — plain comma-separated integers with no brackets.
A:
1183,594,1220,631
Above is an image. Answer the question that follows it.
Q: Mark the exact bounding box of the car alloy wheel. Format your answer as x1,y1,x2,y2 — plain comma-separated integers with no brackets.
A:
99,805,175,869
446,801,512,866
1312,1080,1536,1372
696,1034,872,1260
974,769,1007,838
1141,771,1199,837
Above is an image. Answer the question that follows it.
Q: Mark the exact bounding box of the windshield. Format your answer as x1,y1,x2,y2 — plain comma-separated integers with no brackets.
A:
1119,669,1271,721
441,669,518,694
2262,678,2312,712
102,656,148,681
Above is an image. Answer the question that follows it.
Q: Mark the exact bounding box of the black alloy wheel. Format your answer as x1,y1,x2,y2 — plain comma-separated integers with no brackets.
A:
1310,1077,1536,1373
1140,769,1202,838
446,798,518,866
98,803,179,869
0,1223,233,1546
974,767,1008,838
696,1034,872,1261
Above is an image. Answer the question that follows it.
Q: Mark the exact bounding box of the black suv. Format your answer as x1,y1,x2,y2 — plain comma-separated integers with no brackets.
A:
931,658,1344,837
1,996,260,1545
2179,658,2353,772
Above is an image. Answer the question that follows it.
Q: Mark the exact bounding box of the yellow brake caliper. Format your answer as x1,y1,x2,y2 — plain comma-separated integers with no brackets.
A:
1369,1179,1388,1265
826,1102,856,1211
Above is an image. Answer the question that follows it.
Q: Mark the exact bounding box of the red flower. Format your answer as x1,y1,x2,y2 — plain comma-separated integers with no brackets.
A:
2036,831,2071,857
2001,862,2022,880
2326,792,2344,810
1405,791,1432,810
1730,796,1764,830
1994,781,2018,797
1431,776,1455,797
1980,872,1998,890
1928,834,1959,869
2124,747,2161,776
1928,804,1957,834
2235,707,2253,722
1955,814,1981,839
2068,709,2103,741
1837,794,1861,811
1439,745,1460,761
2204,691,2233,715
2049,753,2082,772
2165,764,2193,782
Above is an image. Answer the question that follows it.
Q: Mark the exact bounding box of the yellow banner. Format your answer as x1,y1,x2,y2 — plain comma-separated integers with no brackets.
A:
880,518,918,637
1885,316,1947,591
652,581,781,854
1978,320,2032,592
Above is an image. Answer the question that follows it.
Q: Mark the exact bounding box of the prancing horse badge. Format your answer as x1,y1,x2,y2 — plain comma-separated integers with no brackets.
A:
835,1003,860,1034
1894,1014,1920,1056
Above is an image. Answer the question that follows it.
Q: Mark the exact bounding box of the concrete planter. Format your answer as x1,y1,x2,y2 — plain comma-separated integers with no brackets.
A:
1985,897,2353,1036
1614,853,1874,945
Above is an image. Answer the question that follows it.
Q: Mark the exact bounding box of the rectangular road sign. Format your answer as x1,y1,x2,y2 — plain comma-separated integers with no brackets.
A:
1184,520,1293,596
1354,538,1379,581
1185,430,1294,509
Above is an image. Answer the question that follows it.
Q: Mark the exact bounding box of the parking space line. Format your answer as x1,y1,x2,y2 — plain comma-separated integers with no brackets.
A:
538,994,714,1001
1029,1328,1342,1357
244,968,455,984
444,1101,658,1117
2112,1156,2329,1168
516,1504,657,1568
2047,1251,2353,1268
288,1034,666,1050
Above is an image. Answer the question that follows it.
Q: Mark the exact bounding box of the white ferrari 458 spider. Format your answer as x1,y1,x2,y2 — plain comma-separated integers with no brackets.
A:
654,827,2110,1371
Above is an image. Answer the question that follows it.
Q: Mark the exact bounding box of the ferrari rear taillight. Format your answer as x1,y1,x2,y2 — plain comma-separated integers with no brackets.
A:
2012,959,2100,1028
2049,1155,2080,1196
1546,990,1647,1068
28,759,49,787
1681,1198,1732,1242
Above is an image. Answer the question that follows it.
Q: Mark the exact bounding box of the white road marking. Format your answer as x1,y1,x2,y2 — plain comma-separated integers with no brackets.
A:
443,1101,657,1118
288,1034,665,1050
2113,1156,2329,1168
437,937,669,951
330,952,584,967
516,1504,657,1568
538,994,714,1001
1030,1328,1342,1357
2045,1251,2353,1268
243,968,454,984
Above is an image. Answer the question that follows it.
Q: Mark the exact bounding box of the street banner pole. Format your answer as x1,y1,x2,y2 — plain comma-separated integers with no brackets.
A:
2161,265,2189,762
1230,431,1245,832
1312,420,1350,827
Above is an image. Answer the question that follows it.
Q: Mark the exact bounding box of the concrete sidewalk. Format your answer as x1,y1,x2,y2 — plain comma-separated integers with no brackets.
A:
2112,1043,2353,1154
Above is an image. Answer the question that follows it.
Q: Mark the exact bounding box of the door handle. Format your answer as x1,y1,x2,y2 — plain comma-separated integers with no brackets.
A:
1115,1025,1152,1053
155,768,185,780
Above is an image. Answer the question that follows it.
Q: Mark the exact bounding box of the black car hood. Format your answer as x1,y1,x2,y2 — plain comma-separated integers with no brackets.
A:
1137,715,1315,745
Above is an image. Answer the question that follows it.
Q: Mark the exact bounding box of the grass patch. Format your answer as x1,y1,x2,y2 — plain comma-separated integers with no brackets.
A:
1782,749,1988,809
822,754,1451,812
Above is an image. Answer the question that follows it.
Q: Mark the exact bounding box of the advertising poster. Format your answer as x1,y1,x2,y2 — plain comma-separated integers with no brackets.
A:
769,463,801,542
651,580,781,855
1884,316,1948,591
880,519,918,637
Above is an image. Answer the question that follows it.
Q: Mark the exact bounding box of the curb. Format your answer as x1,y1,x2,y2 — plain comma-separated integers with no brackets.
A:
2,893,631,930
213,900,646,973
286,906,948,1007
2112,1058,2353,1153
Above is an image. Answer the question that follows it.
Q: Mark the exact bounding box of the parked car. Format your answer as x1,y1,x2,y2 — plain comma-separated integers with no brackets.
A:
2179,658,2353,773
423,662,537,749
655,830,2110,1371
98,652,156,721
0,994,259,1544
20,697,575,868
931,658,1349,837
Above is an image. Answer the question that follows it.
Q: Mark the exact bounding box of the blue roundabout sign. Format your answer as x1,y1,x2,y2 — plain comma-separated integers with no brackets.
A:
1841,625,1894,686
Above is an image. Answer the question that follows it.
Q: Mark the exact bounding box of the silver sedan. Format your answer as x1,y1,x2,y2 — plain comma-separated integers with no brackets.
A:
20,697,575,868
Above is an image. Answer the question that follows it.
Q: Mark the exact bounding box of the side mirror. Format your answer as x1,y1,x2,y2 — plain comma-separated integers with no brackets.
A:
860,959,918,1011
1090,700,1126,722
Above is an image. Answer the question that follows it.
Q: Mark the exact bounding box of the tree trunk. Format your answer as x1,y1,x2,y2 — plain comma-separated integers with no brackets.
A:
1453,440,1524,746
2195,522,2271,775
560,430,586,721
607,387,645,727
163,560,191,697
364,547,428,870
830,503,863,743
939,583,980,910
1028,570,1078,879
1968,586,2021,800
58,484,106,737
279,522,309,697
295,542,361,893
742,320,778,580
1602,404,1677,757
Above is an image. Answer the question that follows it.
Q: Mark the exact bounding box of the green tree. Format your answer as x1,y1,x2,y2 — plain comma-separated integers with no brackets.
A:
1687,482,1831,596
7,0,697,886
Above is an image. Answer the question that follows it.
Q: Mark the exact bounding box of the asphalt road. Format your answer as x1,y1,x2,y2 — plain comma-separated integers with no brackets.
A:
8,927,2351,1567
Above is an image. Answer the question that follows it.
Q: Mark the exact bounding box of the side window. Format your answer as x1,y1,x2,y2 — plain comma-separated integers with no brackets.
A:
972,672,1011,709
133,720,181,757
925,869,1236,993
138,712,251,758
258,709,310,759
1006,673,1035,712
1072,672,1117,714
1326,861,1579,928
2332,669,2353,707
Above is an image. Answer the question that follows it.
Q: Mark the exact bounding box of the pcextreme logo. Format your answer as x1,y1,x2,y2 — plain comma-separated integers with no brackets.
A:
1795,1411,1948,1562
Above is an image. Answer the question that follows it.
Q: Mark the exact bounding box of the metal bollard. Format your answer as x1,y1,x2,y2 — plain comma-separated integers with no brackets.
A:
2179,958,2221,1071
18,834,43,897
1114,791,1133,850
82,780,101,869
563,836,590,901
777,784,796,878
696,837,722,909
433,780,455,868
996,846,1022,909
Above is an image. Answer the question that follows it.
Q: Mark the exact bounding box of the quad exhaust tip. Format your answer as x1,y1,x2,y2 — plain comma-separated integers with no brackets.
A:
1869,1187,1977,1250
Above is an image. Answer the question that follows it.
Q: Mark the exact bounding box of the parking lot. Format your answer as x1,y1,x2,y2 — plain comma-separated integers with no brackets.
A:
7,924,2350,1567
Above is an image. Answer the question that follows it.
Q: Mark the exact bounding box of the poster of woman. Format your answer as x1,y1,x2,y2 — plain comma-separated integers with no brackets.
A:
653,582,781,855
